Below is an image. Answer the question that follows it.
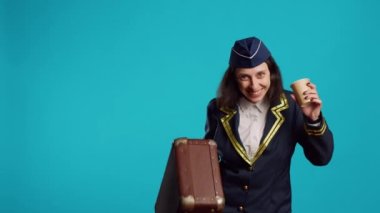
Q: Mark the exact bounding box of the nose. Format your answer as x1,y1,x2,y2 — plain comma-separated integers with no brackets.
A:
249,78,258,89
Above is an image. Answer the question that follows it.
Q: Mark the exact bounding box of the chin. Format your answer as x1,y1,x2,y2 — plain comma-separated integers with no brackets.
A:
248,97,264,103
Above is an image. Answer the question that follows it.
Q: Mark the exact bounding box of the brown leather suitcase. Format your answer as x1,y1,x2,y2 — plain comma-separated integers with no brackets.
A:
155,138,225,213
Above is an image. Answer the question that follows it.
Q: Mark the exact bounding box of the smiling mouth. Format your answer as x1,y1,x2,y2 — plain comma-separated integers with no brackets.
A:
249,89,263,96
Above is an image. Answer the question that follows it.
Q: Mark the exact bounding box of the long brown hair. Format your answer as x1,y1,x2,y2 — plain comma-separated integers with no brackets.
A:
216,56,283,109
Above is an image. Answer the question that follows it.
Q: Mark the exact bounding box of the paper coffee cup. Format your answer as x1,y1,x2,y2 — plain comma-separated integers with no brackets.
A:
291,78,311,107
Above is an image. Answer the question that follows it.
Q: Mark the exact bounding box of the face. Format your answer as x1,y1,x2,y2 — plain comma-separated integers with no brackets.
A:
235,62,271,104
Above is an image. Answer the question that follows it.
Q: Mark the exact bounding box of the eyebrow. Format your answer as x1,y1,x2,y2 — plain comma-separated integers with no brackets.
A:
236,68,268,75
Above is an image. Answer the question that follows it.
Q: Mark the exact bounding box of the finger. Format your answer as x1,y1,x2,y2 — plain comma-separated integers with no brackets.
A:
303,85,319,96
303,90,318,96
307,82,317,90
310,98,322,104
304,93,320,100
308,97,323,107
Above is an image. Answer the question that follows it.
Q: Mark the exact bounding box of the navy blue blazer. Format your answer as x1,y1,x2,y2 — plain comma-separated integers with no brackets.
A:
204,91,334,213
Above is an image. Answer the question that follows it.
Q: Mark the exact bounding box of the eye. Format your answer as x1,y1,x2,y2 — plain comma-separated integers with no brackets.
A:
256,72,266,79
238,74,250,81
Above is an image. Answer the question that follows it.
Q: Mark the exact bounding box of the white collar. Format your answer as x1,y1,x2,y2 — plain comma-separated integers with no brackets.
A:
238,97,270,113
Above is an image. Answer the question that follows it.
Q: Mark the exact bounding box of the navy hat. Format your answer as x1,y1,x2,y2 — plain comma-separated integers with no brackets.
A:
229,37,271,68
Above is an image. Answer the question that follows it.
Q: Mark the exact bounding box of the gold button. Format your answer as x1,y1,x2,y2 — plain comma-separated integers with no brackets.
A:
238,205,244,211
243,185,249,191
248,166,253,171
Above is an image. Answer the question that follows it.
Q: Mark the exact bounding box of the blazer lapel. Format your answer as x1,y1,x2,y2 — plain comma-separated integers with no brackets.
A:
252,93,289,164
220,107,252,165
220,93,289,166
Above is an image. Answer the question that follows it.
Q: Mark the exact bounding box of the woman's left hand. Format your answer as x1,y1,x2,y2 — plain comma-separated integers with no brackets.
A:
293,82,322,121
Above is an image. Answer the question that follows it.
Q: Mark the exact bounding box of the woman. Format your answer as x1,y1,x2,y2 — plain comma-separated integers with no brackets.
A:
204,37,334,213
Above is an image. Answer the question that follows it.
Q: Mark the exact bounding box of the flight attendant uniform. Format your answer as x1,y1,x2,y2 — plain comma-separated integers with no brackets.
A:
204,37,334,213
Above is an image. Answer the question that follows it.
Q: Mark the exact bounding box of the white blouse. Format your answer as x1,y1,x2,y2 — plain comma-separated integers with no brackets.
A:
237,97,270,159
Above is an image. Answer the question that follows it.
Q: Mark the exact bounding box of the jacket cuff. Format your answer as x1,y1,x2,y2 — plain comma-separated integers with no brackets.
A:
303,114,327,136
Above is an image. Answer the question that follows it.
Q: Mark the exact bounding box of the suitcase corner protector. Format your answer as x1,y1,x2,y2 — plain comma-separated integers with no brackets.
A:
174,137,188,146
208,139,217,146
180,195,195,211
216,196,225,211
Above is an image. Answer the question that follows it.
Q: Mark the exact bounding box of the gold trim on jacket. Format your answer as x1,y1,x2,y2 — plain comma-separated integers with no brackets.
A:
304,121,327,136
220,93,289,166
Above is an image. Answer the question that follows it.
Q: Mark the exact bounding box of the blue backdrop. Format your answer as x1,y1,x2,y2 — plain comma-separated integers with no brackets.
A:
2,0,380,212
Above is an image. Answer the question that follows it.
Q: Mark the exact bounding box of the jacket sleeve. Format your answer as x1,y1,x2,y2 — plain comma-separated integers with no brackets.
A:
204,99,218,140
294,102,334,166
